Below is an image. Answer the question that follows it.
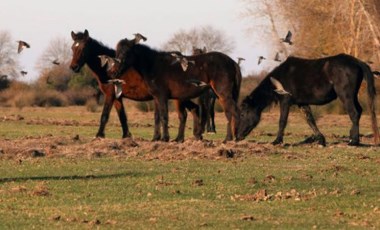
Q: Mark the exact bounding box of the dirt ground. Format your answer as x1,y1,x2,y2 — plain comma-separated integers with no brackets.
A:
0,109,377,161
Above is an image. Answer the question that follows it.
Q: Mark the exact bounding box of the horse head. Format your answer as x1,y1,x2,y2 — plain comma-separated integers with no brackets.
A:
70,29,90,72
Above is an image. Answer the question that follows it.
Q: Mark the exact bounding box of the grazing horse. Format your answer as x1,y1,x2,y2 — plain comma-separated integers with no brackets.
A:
69,30,204,142
112,39,242,142
236,54,379,146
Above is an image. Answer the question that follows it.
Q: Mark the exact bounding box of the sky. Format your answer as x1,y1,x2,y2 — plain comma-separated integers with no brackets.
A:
0,0,273,82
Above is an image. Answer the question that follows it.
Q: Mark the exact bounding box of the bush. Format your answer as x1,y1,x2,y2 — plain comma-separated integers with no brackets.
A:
86,98,99,112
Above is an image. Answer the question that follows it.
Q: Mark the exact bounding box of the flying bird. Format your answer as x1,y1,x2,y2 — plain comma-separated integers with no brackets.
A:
20,71,28,76
17,40,30,53
52,59,60,65
171,53,195,71
258,56,266,65
270,77,291,95
98,55,120,71
133,33,147,44
274,52,281,62
108,79,125,98
237,57,245,66
281,31,293,45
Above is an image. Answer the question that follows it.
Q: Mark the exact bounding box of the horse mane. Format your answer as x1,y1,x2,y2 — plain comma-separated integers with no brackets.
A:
243,68,282,111
88,37,115,57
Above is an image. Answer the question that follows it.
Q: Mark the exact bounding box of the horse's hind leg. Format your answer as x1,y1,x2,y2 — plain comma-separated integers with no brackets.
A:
218,96,239,142
155,97,170,142
114,98,132,138
152,100,161,141
208,95,217,133
342,97,362,145
300,105,326,146
183,100,203,140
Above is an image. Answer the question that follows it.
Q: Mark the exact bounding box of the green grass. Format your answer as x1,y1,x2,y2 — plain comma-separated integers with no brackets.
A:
0,106,379,229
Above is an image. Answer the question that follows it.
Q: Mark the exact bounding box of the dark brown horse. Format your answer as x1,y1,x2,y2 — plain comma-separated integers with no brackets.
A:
236,54,379,146
112,39,242,142
69,30,204,142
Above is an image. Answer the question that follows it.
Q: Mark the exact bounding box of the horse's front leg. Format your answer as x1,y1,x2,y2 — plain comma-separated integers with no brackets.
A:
273,98,291,145
113,97,132,138
96,94,114,138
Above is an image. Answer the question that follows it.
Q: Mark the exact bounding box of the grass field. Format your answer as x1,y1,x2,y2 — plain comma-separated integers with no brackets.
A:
0,106,379,229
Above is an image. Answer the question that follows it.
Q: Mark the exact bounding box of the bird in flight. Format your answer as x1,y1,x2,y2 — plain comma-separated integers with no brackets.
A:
133,33,147,44
281,31,293,45
270,77,291,95
274,52,281,62
237,57,245,66
258,56,266,65
17,40,30,53
52,59,60,65
171,53,195,71
20,70,28,76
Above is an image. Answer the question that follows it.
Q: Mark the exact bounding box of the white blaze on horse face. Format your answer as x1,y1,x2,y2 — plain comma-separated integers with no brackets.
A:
74,42,80,47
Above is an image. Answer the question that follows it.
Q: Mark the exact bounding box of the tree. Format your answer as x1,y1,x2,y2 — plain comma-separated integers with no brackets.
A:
162,25,235,55
0,30,20,79
35,36,72,71
240,0,380,65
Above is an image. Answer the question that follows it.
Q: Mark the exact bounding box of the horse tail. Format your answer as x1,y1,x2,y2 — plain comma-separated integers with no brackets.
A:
233,62,242,103
361,61,379,145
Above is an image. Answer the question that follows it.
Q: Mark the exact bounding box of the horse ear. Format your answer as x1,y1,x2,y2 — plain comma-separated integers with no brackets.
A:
84,29,89,39
71,31,76,40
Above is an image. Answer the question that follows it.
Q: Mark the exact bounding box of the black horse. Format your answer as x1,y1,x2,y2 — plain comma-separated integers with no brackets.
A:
69,30,205,142
236,53,379,146
112,39,242,142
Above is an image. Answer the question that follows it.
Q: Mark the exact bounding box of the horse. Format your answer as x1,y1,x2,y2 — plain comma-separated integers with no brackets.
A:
112,39,242,142
69,30,205,142
236,53,379,146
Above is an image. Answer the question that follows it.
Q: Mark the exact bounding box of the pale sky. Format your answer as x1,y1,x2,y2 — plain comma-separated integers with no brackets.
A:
0,0,273,81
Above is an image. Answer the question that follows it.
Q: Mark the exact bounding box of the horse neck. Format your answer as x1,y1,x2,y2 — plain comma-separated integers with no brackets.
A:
250,78,278,113
86,39,115,83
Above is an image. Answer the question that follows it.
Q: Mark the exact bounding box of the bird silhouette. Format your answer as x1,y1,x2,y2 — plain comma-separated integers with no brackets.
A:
20,71,28,76
237,57,245,66
133,33,147,44
17,40,30,53
171,53,195,71
258,56,266,65
281,31,293,45
52,59,60,65
270,77,291,95
274,52,281,62
108,79,125,98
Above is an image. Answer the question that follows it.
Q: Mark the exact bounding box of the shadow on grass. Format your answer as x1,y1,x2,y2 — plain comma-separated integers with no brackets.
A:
0,172,137,183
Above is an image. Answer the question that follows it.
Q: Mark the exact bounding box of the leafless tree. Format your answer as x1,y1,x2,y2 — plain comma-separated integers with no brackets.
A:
162,25,235,55
240,0,380,64
35,36,71,71
0,30,21,79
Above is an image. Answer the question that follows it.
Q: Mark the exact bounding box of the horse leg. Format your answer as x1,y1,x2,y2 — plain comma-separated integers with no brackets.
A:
299,105,326,146
209,95,216,133
96,96,114,138
173,100,187,143
342,97,362,146
113,98,132,138
152,100,161,141
273,98,291,145
183,100,203,140
156,97,170,142
218,96,239,142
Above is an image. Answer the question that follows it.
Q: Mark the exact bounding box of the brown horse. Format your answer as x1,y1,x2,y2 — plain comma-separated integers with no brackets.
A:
69,30,204,142
111,39,242,142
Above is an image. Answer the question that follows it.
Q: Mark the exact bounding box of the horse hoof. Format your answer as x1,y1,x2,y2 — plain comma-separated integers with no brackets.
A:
348,140,360,146
272,140,283,145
